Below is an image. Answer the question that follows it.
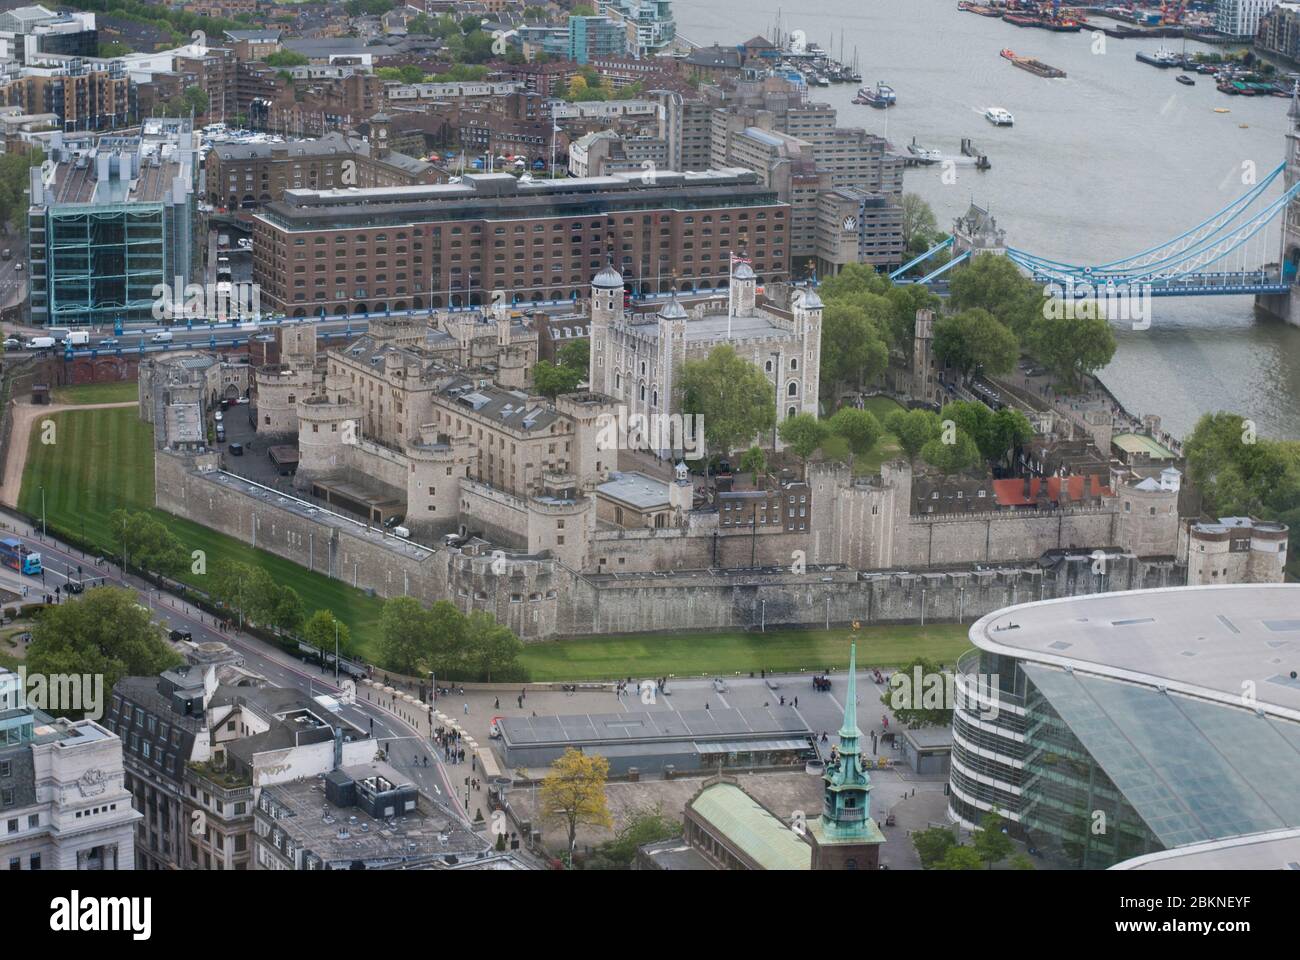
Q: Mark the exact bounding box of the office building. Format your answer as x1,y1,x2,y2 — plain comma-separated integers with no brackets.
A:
27,117,198,327
951,584,1300,869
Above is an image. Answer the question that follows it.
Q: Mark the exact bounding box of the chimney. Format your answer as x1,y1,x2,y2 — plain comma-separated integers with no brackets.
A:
333,726,344,770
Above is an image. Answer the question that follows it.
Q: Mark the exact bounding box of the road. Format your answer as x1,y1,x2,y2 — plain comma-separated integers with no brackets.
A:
0,511,471,826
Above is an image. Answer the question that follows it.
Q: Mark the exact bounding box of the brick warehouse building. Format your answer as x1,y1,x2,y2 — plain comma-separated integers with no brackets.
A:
250,168,789,316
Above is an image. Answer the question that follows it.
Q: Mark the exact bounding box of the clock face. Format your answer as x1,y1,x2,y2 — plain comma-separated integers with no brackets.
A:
842,216,858,232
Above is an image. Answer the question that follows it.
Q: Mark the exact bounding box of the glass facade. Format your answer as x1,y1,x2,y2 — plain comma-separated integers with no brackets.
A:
950,648,1300,869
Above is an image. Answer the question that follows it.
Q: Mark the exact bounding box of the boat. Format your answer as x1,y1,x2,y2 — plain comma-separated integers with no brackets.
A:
907,137,942,164
1005,51,1067,78
1213,107,1230,113
1176,74,1195,86
1000,48,1016,60
1136,47,1180,68
855,81,896,108
985,106,1014,126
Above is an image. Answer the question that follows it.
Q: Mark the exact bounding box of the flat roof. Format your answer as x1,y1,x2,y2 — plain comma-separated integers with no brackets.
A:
596,471,671,510
499,706,810,748
1113,432,1177,459
970,585,1300,720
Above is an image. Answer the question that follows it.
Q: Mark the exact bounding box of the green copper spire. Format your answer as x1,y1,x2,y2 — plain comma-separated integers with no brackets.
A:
839,641,861,745
817,639,877,842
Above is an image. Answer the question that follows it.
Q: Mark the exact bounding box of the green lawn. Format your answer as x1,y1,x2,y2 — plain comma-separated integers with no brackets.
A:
51,382,140,405
519,624,973,682
18,407,386,654
819,395,906,475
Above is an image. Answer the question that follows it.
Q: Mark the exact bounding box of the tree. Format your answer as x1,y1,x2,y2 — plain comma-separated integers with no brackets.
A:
948,253,1043,340
884,408,940,465
778,413,829,472
540,748,613,859
571,3,597,14
1184,412,1300,525
378,596,434,675
933,307,1019,379
27,587,182,710
533,359,584,398
972,808,1014,869
900,193,938,248
936,844,985,870
819,302,890,399
939,400,1032,468
264,50,309,67
590,803,681,868
209,559,258,626
681,345,776,460
912,826,958,869
828,407,883,464
882,657,954,727
426,599,469,678
556,339,589,371
464,610,525,682
304,609,352,659
1028,312,1116,390
921,430,981,475
739,445,766,485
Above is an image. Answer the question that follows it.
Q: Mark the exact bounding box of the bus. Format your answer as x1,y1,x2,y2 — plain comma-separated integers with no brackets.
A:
0,538,42,575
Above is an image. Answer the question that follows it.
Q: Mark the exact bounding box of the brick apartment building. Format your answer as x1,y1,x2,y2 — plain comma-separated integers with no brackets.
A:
251,168,789,316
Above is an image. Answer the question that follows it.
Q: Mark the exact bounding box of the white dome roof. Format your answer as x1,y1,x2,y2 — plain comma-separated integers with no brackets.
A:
732,261,756,281
799,288,824,309
592,263,623,289
658,295,687,320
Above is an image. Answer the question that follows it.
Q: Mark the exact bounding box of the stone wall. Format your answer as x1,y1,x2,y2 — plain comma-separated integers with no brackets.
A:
155,448,1188,642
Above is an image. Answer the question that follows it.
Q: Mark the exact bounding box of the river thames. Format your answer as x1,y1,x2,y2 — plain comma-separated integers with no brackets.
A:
675,0,1300,439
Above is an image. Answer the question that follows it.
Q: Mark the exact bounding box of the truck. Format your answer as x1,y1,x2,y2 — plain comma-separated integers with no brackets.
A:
24,336,55,350
150,330,173,343
62,331,90,347
0,538,42,575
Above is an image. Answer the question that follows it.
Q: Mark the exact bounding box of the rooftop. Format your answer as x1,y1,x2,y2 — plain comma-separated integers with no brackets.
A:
688,781,811,870
970,585,1300,720
596,471,672,510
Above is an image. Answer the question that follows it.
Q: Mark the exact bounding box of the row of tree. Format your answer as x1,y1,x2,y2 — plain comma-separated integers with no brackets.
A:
377,596,527,682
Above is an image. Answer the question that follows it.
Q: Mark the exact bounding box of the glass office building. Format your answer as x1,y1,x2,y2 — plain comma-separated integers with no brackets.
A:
951,583,1300,869
27,118,196,327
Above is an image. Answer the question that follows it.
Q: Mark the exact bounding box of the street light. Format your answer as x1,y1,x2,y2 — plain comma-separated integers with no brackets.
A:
39,486,45,538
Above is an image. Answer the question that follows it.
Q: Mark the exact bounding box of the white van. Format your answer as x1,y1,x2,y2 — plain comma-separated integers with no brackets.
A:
150,331,174,343
393,526,411,539
62,331,90,347
25,336,55,350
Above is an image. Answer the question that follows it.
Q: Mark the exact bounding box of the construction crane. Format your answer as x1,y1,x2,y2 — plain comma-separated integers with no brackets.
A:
1160,0,1190,25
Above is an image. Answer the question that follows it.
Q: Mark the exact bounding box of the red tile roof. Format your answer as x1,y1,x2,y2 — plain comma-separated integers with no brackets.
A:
993,475,1112,507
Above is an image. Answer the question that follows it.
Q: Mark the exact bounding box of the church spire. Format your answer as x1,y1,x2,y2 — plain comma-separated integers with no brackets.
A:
840,641,861,745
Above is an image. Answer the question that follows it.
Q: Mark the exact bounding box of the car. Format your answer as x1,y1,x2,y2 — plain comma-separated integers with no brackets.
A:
98,337,118,347
229,442,243,456
65,582,84,594
2,337,19,349
13,262,22,271
169,629,192,642
214,410,223,422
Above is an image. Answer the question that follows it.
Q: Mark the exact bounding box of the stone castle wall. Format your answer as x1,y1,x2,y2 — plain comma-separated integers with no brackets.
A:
155,450,1186,642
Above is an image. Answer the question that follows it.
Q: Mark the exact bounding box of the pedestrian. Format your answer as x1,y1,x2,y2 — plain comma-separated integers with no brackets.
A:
463,702,469,715
517,695,523,709
494,697,500,709
793,696,798,708
472,755,477,772
779,695,785,706
705,701,710,711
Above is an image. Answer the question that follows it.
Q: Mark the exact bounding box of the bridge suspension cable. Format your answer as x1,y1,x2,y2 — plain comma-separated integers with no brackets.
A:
1005,161,1287,279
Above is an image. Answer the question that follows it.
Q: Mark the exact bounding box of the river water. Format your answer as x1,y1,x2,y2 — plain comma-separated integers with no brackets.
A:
674,0,1300,439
